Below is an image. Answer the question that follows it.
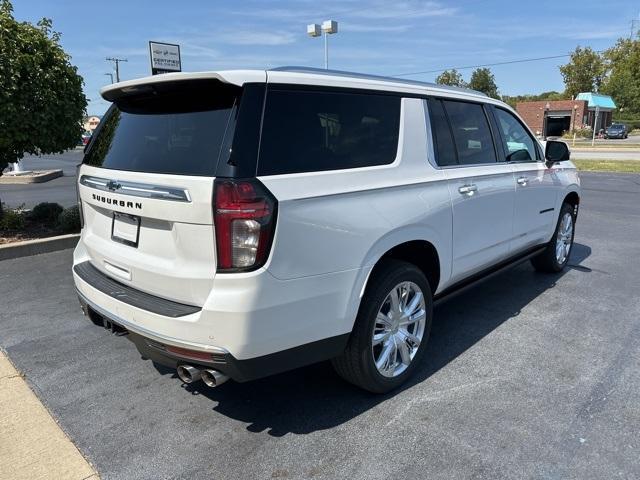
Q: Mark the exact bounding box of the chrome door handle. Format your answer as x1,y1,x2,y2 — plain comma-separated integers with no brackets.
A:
458,184,478,195
517,176,528,186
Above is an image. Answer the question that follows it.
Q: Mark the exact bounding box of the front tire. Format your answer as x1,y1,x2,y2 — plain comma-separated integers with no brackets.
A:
531,203,576,273
332,259,433,393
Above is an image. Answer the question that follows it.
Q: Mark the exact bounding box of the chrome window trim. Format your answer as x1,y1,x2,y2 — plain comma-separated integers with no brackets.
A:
79,175,192,202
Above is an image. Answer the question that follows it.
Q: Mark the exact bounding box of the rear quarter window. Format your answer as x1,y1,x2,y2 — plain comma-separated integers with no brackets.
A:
258,89,401,176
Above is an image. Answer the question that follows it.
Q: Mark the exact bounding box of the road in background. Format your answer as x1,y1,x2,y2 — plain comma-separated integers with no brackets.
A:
1,172,639,479
568,133,640,146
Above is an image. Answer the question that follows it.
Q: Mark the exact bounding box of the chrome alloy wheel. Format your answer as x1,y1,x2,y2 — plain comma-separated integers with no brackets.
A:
372,281,427,378
555,212,574,265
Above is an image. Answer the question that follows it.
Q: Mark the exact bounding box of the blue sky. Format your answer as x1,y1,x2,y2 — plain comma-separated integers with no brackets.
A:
13,0,640,115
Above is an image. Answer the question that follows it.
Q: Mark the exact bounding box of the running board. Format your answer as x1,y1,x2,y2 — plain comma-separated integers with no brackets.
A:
433,245,546,306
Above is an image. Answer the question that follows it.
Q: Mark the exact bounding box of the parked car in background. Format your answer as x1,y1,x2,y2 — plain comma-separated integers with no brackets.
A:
72,68,580,393
605,123,628,139
81,131,92,146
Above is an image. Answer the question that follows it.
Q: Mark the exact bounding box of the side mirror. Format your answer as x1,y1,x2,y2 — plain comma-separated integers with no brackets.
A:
545,140,570,166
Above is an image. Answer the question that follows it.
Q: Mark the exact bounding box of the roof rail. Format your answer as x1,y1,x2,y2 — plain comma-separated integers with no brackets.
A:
270,66,486,96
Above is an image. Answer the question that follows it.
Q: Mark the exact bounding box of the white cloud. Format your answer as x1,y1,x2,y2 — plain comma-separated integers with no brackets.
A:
341,22,412,33
215,31,297,46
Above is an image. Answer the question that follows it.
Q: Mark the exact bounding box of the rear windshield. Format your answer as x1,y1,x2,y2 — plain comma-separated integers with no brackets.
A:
84,80,239,176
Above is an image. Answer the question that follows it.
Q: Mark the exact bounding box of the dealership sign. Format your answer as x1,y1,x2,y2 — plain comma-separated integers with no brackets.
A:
149,41,181,75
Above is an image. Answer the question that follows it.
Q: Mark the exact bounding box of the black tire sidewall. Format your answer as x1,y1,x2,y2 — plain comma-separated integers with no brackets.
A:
552,203,576,270
353,260,433,392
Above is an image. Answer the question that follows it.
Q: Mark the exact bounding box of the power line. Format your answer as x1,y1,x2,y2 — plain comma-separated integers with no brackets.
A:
393,53,577,77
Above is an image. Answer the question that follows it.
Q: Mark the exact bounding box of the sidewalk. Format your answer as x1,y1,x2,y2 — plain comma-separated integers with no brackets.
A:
0,351,99,480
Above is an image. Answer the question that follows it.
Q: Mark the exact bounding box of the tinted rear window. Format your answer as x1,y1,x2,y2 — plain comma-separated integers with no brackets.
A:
442,100,497,165
428,99,458,167
258,89,401,176
84,80,238,176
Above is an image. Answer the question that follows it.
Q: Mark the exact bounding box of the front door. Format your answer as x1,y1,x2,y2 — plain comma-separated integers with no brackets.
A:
491,107,558,253
431,99,516,283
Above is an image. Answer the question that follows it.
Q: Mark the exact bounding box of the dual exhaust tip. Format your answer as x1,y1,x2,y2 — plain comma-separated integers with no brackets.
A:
176,364,229,388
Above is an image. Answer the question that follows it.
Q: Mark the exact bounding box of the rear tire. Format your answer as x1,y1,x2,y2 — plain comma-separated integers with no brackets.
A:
531,203,576,273
332,259,433,393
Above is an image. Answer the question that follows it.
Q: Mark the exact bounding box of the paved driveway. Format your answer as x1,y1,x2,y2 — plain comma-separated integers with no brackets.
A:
1,172,639,479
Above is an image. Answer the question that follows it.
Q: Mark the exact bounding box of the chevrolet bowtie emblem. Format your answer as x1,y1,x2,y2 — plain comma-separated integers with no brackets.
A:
106,180,122,191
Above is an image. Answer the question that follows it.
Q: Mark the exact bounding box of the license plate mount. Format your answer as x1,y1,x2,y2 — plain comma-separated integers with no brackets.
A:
111,212,141,248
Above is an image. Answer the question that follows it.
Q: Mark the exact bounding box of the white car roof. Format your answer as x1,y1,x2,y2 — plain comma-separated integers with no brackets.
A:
100,66,502,106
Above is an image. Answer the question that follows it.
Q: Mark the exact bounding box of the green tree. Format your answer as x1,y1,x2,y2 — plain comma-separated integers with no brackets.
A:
0,0,86,175
468,68,499,98
559,46,605,98
601,38,640,115
435,69,466,87
501,91,567,109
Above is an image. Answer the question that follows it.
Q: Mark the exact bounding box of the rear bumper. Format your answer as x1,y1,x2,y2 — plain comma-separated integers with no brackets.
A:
77,290,348,382
72,240,365,379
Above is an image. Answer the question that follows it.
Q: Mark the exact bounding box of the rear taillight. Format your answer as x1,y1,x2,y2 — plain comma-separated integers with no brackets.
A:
214,179,277,272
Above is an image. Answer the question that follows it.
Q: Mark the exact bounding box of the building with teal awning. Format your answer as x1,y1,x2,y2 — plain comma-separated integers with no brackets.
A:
576,92,617,133
516,92,617,138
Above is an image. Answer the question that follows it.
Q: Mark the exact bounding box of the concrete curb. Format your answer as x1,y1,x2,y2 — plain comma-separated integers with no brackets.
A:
0,233,80,261
0,169,64,184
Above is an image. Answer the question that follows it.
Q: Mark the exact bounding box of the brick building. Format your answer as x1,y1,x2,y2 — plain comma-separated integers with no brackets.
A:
516,93,616,137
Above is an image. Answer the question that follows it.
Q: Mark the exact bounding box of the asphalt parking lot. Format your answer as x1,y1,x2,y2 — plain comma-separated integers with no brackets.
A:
1,171,639,480
1,150,82,208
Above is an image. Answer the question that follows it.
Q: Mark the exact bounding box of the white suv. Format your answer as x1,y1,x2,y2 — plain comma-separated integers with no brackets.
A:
73,67,580,393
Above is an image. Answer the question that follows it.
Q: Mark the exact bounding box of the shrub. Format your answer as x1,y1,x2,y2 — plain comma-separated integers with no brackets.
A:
30,202,63,225
567,126,594,138
0,207,25,230
57,205,81,233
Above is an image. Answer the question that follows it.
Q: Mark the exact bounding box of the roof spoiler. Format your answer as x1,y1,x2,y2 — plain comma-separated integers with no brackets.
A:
100,70,266,103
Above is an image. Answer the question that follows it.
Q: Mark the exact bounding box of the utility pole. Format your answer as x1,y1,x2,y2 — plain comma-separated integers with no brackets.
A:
105,57,127,82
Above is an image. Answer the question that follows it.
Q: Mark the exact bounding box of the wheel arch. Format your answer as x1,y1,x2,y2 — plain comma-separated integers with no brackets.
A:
343,225,446,336
562,190,580,219
368,240,441,296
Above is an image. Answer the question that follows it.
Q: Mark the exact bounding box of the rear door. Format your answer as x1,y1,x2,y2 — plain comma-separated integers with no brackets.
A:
490,106,558,252
78,79,245,306
428,98,515,282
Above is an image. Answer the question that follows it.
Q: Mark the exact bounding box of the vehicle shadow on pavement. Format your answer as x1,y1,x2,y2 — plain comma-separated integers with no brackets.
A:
166,243,592,437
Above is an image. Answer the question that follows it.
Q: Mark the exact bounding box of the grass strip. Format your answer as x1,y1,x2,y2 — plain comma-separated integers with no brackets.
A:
573,159,640,173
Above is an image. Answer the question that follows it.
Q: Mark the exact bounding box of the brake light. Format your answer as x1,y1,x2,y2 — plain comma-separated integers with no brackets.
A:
214,179,277,272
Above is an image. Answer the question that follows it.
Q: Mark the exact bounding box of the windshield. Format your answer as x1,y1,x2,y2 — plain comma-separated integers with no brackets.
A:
83,80,239,176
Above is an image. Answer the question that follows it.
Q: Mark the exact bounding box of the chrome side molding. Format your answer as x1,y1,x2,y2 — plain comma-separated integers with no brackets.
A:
80,175,192,202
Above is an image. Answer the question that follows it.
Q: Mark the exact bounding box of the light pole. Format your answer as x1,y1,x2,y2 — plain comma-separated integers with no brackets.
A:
591,105,600,146
104,73,114,84
307,20,338,69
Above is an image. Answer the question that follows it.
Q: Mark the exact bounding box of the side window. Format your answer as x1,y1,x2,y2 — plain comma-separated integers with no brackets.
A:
493,108,538,162
442,100,497,165
427,99,458,167
258,89,401,175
